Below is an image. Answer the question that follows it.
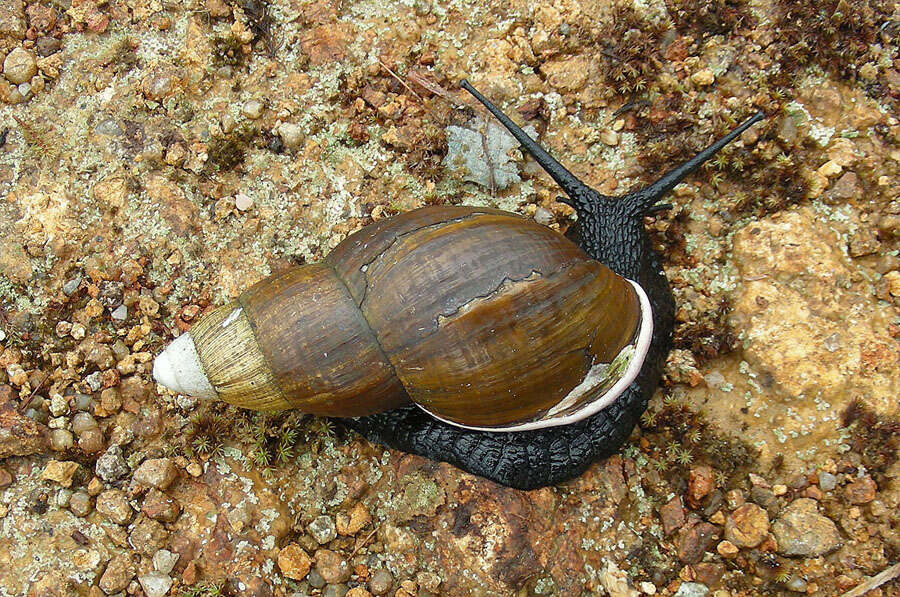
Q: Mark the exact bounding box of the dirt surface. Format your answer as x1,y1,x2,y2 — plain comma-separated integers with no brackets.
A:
0,0,898,595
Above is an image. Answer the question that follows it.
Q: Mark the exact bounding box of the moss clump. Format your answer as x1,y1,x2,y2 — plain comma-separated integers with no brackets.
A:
775,0,893,82
665,0,756,36
674,298,740,364
588,3,669,98
841,399,899,486
182,406,233,458
179,582,224,597
211,34,248,69
640,399,758,488
206,127,255,171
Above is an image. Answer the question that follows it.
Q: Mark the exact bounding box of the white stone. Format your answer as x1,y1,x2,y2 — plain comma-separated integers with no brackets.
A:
152,549,179,575
139,572,173,597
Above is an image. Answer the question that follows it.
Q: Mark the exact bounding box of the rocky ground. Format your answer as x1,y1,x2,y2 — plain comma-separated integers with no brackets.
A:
0,0,898,595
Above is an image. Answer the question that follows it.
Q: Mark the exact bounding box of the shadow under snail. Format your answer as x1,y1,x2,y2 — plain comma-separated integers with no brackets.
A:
153,80,764,490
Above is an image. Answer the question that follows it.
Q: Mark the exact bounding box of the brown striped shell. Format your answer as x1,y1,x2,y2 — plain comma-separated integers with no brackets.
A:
184,206,643,428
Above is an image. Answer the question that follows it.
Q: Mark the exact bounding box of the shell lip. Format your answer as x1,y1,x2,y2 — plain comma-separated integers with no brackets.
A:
415,279,654,433
153,332,218,400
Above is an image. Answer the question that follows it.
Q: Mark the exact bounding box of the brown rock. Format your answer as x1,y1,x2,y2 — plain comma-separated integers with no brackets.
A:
0,401,49,458
69,491,92,517
299,23,351,66
717,540,739,558
277,543,311,580
0,0,25,38
688,466,715,507
844,476,876,504
2,47,36,84
40,460,80,487
120,375,150,404
826,171,860,201
99,387,122,414
133,458,177,490
205,0,231,17
78,428,105,454
142,488,181,522
659,495,686,536
724,504,770,548
336,502,372,536
129,516,168,555
314,549,350,583
99,554,135,594
772,498,842,557
540,56,591,92
346,588,372,597
677,521,720,563
693,562,724,586
96,489,133,525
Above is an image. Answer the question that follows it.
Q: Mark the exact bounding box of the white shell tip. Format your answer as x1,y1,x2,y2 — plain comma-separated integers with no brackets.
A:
153,333,218,399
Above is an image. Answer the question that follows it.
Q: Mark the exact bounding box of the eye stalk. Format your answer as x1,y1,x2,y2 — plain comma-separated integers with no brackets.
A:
459,79,766,219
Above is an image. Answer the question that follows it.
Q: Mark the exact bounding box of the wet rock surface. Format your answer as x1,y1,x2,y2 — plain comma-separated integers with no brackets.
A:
0,0,898,595
772,498,843,558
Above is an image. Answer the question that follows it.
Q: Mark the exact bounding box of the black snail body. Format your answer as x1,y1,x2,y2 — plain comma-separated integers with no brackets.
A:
153,80,765,490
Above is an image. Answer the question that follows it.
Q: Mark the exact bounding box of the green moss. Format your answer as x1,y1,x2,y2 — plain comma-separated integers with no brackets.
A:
666,0,756,36
841,399,899,486
211,34,248,69
206,127,256,172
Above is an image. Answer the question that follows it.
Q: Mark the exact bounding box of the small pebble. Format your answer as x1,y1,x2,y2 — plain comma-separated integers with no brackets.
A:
785,576,808,592
96,489,133,525
242,99,264,119
277,122,305,149
315,549,350,583
817,471,837,491
533,207,554,226
40,460,79,487
368,569,393,595
234,193,254,211
100,554,135,594
53,488,71,510
84,371,102,392
691,69,715,86
70,323,86,339
152,549,179,575
278,543,311,580
73,393,93,412
69,490,92,517
674,582,709,597
308,569,326,589
3,47,37,84
772,498,842,557
79,428,105,453
35,36,61,57
49,393,68,416
49,429,74,451
323,584,349,597
95,445,129,482
111,304,127,321
599,129,619,146
133,458,178,490
72,412,99,435
309,514,337,544
138,572,173,597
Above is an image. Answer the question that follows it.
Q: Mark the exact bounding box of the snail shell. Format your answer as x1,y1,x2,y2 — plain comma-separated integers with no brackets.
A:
154,205,652,431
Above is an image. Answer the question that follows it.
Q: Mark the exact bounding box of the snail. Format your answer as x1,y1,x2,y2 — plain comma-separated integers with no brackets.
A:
154,80,764,489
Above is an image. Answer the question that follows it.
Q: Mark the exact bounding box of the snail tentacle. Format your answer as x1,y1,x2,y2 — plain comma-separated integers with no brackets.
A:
459,79,601,214
622,110,767,216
